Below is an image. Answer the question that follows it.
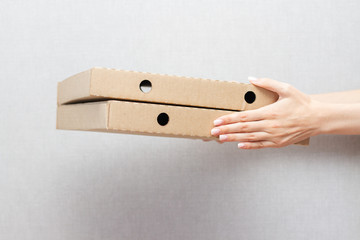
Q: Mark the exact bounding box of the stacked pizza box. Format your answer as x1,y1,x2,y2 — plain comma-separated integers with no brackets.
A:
56,67,309,145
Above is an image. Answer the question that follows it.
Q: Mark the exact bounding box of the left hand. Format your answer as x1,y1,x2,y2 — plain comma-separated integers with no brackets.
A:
210,77,321,149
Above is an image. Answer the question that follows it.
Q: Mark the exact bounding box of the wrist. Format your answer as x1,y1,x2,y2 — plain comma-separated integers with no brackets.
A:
311,101,352,135
310,100,333,136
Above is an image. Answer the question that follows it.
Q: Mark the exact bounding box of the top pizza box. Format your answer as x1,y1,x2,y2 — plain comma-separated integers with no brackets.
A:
57,67,278,111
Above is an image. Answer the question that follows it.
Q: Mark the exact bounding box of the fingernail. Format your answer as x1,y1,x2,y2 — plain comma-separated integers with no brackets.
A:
213,119,223,126
238,143,245,148
248,76,258,82
219,135,227,141
211,128,220,135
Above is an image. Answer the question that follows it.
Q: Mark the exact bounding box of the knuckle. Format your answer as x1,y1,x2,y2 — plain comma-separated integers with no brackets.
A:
234,112,248,122
224,113,238,123
268,112,279,119
239,114,248,122
270,122,281,129
257,142,265,149
247,134,257,141
240,123,249,131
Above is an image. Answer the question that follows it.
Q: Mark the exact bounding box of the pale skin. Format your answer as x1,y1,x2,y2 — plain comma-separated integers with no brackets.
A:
210,77,360,149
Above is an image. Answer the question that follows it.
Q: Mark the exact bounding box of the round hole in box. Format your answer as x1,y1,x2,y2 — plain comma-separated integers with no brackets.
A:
157,113,169,126
140,80,152,93
244,91,256,104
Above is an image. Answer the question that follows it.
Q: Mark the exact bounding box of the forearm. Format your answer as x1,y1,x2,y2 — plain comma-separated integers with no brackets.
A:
311,90,360,104
314,102,360,135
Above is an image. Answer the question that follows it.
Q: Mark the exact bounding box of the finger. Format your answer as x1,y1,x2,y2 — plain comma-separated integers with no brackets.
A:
211,120,268,136
213,109,267,126
237,141,276,149
202,139,223,144
218,132,270,142
248,77,293,97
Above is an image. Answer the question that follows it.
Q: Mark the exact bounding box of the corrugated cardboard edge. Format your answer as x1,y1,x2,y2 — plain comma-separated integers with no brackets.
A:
93,66,241,84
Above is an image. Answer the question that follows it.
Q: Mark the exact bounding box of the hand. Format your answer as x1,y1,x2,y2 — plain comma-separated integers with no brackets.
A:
210,77,322,149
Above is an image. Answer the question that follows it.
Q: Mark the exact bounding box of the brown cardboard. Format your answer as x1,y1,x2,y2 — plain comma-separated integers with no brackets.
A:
57,100,310,145
57,67,279,111
57,100,233,139
57,68,309,146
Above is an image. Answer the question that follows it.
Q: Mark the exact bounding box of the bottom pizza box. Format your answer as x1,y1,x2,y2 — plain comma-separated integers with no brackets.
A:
57,100,309,145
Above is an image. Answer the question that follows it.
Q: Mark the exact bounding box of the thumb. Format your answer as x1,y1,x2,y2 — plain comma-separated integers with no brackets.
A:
248,77,291,97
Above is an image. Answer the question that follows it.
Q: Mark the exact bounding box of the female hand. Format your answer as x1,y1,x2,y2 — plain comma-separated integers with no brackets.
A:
211,77,322,149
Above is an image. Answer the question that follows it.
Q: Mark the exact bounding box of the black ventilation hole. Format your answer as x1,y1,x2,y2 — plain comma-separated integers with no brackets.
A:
139,80,152,93
157,113,169,126
244,91,256,104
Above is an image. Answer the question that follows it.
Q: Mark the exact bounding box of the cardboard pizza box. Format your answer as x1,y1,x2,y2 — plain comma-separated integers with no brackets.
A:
57,100,233,140
57,67,279,111
56,68,309,145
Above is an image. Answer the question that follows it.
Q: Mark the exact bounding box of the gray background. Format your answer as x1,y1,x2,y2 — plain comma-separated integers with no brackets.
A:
0,0,359,239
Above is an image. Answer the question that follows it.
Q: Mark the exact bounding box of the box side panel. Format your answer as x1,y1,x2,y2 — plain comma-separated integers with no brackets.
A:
57,69,92,105
88,67,278,111
107,100,233,139
56,102,108,130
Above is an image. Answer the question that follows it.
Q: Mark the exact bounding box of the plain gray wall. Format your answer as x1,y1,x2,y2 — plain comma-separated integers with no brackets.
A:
0,0,359,239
